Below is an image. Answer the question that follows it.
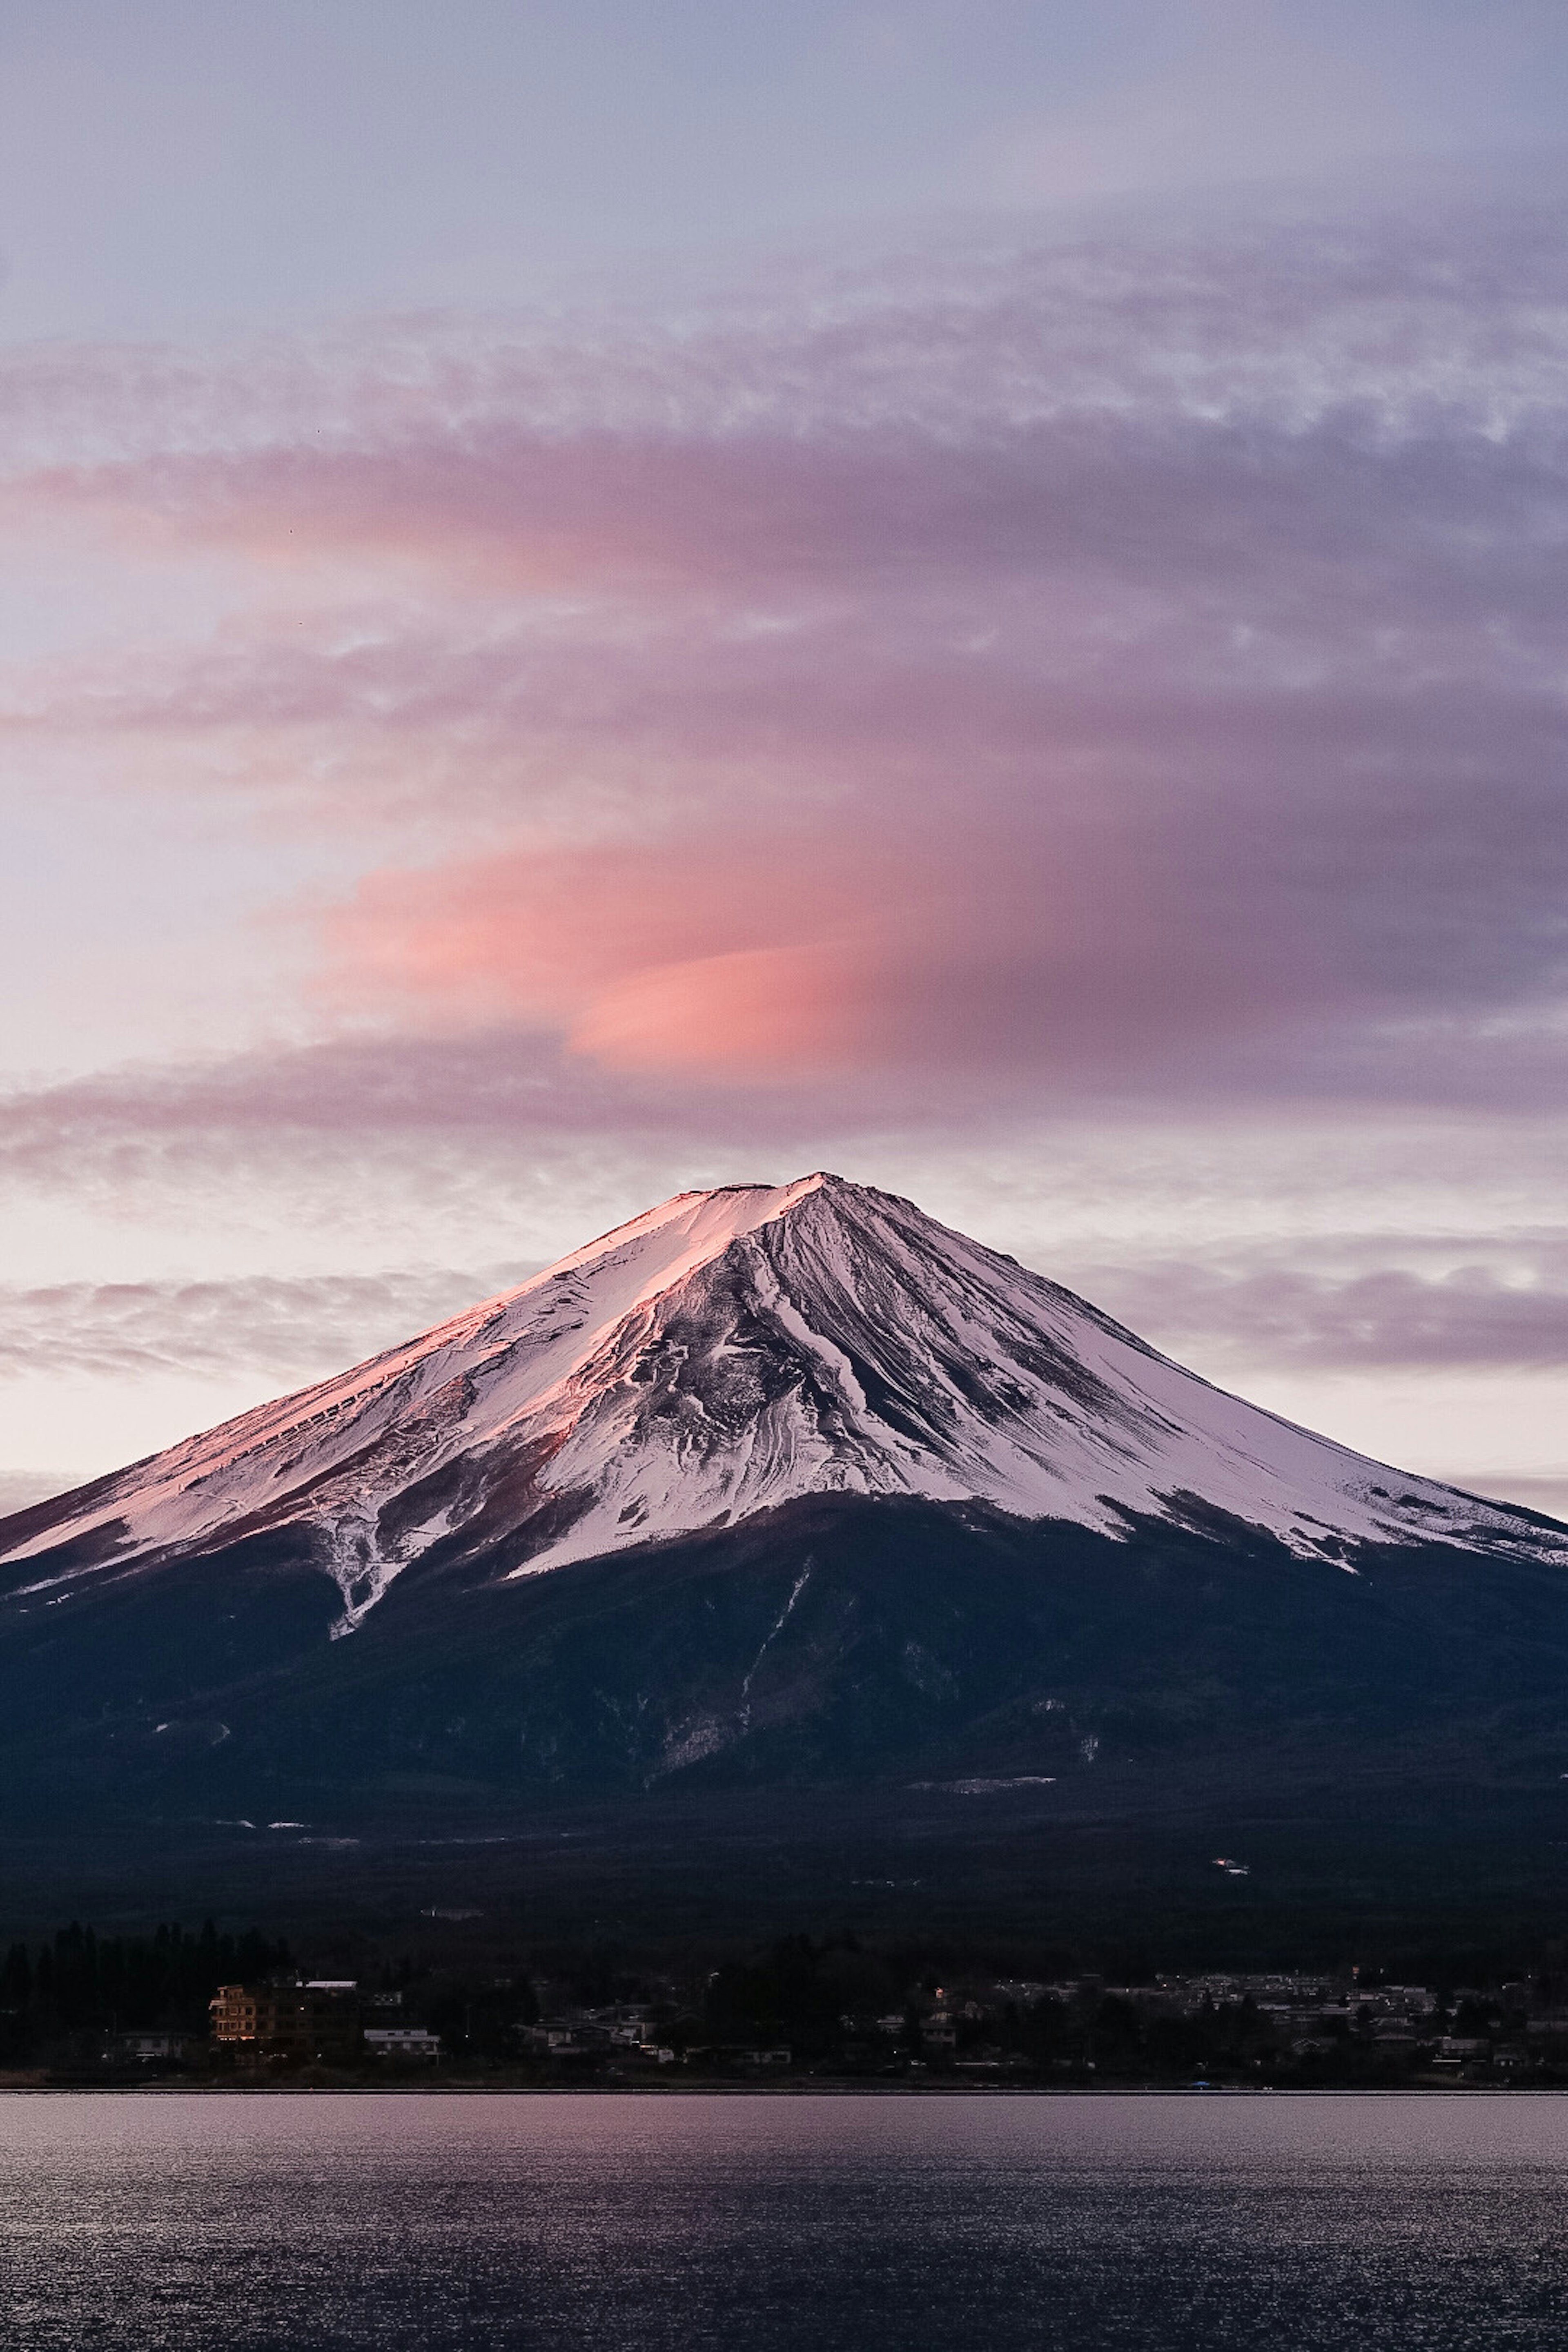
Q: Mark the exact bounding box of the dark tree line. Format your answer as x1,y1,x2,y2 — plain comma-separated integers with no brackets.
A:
0,1920,291,2060
705,1933,909,2060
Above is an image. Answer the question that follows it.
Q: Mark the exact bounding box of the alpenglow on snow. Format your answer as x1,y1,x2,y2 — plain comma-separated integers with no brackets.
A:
1,1173,1561,1635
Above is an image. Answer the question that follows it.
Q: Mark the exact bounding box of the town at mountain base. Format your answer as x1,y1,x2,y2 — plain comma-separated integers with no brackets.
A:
10,1919,1568,2088
2,1174,1567,1943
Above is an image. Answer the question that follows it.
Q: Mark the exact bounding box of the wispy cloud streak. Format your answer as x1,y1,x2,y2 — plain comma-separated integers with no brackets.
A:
1087,1241,1568,1374
0,1266,532,1382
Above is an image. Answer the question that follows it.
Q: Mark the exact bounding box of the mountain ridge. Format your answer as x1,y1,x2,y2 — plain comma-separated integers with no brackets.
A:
2,1172,1561,1644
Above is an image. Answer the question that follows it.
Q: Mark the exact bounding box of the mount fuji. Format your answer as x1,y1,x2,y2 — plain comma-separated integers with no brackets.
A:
3,1173,1568,1942
3,1172,1558,1628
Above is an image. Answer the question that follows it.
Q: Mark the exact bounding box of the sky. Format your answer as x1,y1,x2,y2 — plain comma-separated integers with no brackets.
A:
3,0,1568,1513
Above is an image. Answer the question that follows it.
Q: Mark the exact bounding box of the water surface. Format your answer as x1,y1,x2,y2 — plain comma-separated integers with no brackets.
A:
4,2090,1568,2349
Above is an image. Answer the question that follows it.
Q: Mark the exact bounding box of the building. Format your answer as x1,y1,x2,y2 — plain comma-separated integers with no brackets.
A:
363,2028,442,2061
209,1984,261,2044
99,2030,196,2066
209,1978,363,2062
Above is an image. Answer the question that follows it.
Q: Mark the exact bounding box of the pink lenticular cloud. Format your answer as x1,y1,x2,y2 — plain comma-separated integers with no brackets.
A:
322,798,1255,1086
329,839,917,1079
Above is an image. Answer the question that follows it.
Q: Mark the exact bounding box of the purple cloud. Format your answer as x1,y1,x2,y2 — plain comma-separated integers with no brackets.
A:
1083,1242,1568,1374
0,1265,534,1382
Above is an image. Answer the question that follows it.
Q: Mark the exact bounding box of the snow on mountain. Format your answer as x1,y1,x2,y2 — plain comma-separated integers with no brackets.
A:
2,1172,1561,1635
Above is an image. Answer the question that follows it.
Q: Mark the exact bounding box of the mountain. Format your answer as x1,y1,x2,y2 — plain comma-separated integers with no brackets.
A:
2,1172,1567,1951
2,1172,1557,1629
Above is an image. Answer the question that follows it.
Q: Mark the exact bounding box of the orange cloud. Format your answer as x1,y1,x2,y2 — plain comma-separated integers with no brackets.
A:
319,796,1256,1089
326,836,898,1079
567,943,875,1078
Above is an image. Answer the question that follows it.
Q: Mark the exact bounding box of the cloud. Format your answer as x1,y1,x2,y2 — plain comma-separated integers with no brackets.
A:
0,1031,868,1257
0,1265,533,1384
1082,1238,1568,1373
0,1029,808,1169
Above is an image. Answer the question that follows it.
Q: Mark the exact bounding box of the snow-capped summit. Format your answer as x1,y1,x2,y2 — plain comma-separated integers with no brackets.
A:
2,1172,1560,1635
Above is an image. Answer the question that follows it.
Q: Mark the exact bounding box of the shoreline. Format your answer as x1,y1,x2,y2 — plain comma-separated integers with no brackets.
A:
1,2077,1559,2097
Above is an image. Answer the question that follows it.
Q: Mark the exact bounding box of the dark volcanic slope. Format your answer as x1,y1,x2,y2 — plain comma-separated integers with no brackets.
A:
13,1492,1568,1808
2,1490,1568,1953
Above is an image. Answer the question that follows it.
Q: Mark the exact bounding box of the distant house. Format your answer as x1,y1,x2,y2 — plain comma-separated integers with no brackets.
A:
363,2029,441,2061
521,2021,586,2053
100,2030,195,2065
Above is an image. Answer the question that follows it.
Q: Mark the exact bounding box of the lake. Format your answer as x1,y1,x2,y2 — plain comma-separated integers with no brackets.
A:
4,2091,1568,2349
